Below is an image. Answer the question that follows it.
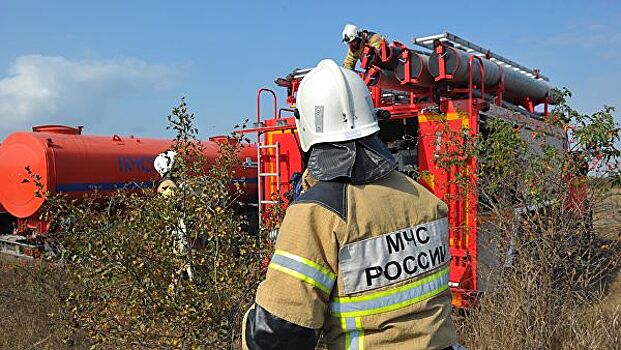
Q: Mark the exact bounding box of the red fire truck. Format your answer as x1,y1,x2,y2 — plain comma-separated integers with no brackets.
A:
239,32,566,308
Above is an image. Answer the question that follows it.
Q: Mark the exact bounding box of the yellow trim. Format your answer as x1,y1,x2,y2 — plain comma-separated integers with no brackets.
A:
462,117,470,129
341,318,351,350
269,263,331,294
274,250,336,279
333,266,449,303
418,112,471,129
418,112,463,123
420,173,435,191
333,284,449,318
266,132,276,196
355,317,365,350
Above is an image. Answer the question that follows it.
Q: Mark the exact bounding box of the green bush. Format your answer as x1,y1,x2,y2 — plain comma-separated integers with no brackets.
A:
39,99,267,349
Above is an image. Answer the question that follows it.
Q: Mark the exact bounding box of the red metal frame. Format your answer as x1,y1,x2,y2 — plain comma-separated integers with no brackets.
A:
256,88,278,124
239,36,558,309
433,41,454,81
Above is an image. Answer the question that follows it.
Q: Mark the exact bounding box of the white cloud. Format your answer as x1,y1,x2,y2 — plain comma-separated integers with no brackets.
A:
0,55,178,132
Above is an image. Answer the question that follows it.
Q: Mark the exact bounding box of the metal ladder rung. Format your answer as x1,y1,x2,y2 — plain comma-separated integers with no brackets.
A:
257,141,281,231
412,32,549,81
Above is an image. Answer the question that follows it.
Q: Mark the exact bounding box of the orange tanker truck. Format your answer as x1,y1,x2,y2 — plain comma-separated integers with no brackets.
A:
0,125,258,258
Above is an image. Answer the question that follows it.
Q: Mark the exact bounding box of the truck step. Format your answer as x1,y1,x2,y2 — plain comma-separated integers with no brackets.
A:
0,235,40,260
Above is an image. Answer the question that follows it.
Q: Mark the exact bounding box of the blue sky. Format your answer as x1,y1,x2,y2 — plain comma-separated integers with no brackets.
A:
0,0,619,141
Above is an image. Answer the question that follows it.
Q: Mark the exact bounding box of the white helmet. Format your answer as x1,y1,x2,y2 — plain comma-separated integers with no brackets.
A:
342,24,360,43
154,150,177,177
295,59,379,152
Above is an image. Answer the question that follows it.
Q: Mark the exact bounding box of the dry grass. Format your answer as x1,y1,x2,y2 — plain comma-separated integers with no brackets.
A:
1,189,620,349
458,187,621,350
0,258,88,350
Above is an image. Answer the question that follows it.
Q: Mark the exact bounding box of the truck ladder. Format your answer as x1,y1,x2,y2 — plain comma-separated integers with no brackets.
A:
412,32,548,81
257,143,280,231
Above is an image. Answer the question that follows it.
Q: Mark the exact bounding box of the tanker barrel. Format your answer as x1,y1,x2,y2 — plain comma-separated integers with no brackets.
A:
363,67,432,94
361,43,403,71
377,43,402,70
0,128,258,219
428,46,501,87
428,46,553,105
469,89,545,121
394,50,434,86
363,68,404,91
501,67,554,105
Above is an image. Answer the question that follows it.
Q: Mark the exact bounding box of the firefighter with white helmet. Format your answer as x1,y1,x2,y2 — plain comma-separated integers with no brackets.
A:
154,150,193,281
154,150,178,197
341,23,383,70
154,150,177,178
243,59,461,349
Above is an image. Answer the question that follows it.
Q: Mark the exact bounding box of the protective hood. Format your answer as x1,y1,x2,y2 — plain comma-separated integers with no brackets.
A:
306,133,396,185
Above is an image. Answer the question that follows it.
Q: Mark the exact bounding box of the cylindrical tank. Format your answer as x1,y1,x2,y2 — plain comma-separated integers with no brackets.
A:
394,50,434,86
364,67,432,95
427,46,552,105
363,68,405,91
0,125,257,219
378,44,403,70
361,44,402,71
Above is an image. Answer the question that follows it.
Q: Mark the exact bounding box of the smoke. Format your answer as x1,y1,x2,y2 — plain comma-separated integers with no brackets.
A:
0,55,178,137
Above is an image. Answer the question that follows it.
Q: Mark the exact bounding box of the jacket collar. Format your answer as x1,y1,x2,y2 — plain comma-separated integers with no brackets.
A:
306,133,396,185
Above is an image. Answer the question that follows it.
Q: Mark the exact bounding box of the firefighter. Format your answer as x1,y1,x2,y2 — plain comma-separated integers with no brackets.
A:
342,23,383,70
154,150,193,281
243,59,461,350
154,150,179,197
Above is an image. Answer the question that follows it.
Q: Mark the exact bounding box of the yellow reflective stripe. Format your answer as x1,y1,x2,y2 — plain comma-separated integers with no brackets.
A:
342,317,364,350
334,267,449,303
334,284,448,318
355,317,365,350
330,267,450,318
274,249,336,279
341,317,351,350
269,263,331,294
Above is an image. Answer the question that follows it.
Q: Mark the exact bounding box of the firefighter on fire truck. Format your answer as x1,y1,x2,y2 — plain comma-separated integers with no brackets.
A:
243,59,461,350
342,24,383,70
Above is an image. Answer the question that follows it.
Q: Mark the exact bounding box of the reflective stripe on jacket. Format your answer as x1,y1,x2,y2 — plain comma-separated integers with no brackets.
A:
249,170,458,350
